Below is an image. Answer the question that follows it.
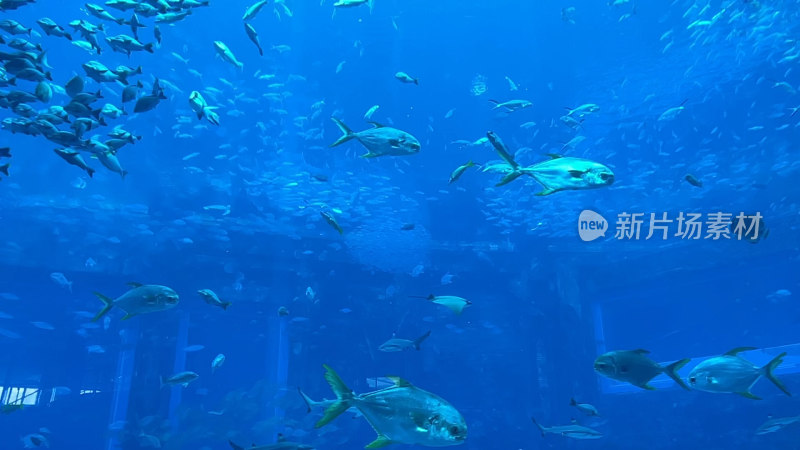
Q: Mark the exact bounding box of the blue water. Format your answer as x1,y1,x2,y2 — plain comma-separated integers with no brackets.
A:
1,0,800,448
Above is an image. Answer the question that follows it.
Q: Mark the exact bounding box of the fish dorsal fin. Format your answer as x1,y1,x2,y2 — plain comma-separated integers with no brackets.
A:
724,347,758,356
127,282,143,288
367,121,386,128
386,376,413,388
631,349,650,355
276,433,286,442
546,153,563,159
426,294,436,301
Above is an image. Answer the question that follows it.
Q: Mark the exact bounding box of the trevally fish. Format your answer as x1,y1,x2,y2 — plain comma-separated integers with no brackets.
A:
594,349,690,390
92,282,179,321
487,131,613,193
329,118,420,157
315,365,467,448
379,330,431,352
531,417,603,439
687,347,790,399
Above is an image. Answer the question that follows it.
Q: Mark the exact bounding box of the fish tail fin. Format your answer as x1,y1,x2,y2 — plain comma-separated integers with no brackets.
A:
663,358,691,390
413,330,431,350
570,398,577,406
763,352,791,396
222,302,232,310
297,387,315,413
92,292,114,322
329,117,355,147
315,364,354,428
144,43,154,53
531,417,545,437
228,441,244,450
87,167,95,178
0,163,9,177
159,376,165,389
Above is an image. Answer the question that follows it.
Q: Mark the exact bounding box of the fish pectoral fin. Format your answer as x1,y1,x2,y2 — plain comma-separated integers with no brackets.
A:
121,313,135,320
568,169,587,178
641,383,656,391
365,435,393,449
737,391,762,400
409,411,431,429
361,152,378,158
535,187,556,196
723,346,758,356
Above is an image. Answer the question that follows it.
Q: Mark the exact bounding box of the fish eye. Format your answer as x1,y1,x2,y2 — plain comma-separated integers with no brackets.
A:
600,173,611,180
689,376,696,384
450,426,460,435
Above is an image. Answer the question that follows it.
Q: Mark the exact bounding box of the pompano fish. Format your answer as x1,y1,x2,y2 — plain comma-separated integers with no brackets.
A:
516,155,614,195
594,349,690,390
315,365,467,448
379,330,431,352
531,418,602,439
92,282,179,321
242,0,269,21
329,118,420,157
687,347,790,399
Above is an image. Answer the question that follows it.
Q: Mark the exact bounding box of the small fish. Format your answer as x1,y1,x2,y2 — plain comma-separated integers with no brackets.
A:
379,330,431,352
400,223,415,231
364,105,380,120
30,321,55,330
570,398,600,416
50,272,73,292
448,161,476,184
161,371,199,388
756,415,800,435
197,289,231,310
320,211,343,234
411,294,471,315
394,71,418,85
184,344,205,352
212,354,225,373
684,174,702,187
531,418,602,440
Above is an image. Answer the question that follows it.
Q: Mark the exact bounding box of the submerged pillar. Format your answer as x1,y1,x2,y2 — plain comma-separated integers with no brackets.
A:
106,321,139,450
169,312,190,432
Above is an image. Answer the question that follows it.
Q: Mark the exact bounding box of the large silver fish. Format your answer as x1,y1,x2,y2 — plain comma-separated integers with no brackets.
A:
687,347,790,399
230,434,314,450
594,349,690,390
487,131,614,194
329,118,420,158
315,365,466,448
92,282,179,321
